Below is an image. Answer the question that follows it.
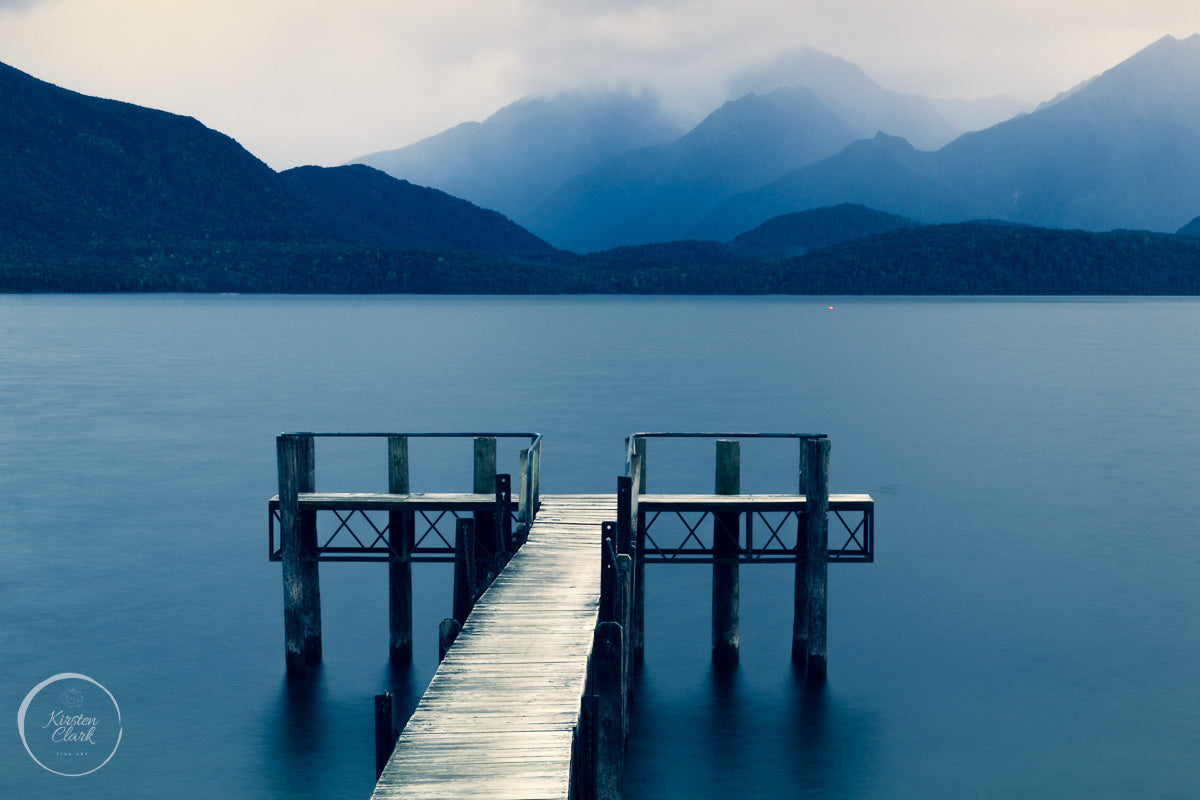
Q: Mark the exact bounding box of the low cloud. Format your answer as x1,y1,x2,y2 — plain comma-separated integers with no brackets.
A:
1,0,1198,168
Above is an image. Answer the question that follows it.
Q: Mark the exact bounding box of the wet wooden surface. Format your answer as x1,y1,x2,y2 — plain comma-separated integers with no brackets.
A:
371,494,614,800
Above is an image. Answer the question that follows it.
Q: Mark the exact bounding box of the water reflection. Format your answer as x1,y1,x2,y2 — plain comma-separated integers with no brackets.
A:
376,660,425,733
258,659,430,800
625,660,880,800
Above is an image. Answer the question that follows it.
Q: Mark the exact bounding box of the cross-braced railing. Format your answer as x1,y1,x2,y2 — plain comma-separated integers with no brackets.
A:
268,431,540,562
617,432,874,682
637,500,873,563
270,431,541,671
268,498,522,562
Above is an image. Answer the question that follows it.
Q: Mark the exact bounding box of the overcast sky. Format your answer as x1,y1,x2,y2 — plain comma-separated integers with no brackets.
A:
2,0,1198,170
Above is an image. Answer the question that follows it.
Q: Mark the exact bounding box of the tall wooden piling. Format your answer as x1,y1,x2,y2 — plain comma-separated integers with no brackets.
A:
592,520,628,799
495,473,513,560
473,436,498,580
388,436,413,665
375,692,396,779
593,620,624,800
518,448,530,541
298,435,321,663
712,439,740,667
793,437,830,680
632,438,646,665
278,434,321,672
453,518,477,626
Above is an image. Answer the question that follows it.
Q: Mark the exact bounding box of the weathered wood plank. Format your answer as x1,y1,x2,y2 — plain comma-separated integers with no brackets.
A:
371,495,614,800
296,492,511,511
638,492,872,510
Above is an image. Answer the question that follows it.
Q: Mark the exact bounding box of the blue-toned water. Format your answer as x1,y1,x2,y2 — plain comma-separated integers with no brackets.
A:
2,295,1198,798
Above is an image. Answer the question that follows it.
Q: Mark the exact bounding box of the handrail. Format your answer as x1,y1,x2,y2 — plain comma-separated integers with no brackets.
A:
519,434,542,534
276,430,542,539
623,431,826,478
281,431,541,439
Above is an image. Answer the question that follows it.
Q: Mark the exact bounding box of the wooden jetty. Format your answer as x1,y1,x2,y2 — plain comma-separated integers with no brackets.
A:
373,494,613,799
268,432,874,799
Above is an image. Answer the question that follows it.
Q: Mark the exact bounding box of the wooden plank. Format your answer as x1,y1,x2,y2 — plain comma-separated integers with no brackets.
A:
372,495,614,800
712,439,740,667
270,491,871,512
297,492,511,511
389,436,413,665
638,492,872,511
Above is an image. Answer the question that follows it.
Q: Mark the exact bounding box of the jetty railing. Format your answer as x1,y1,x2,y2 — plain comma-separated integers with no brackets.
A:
271,431,541,671
266,431,876,797
621,432,872,676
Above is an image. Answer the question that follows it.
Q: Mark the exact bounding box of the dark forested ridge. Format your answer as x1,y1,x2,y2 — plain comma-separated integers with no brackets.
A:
3,58,1200,295
7,220,1200,295
0,58,565,290
278,165,561,261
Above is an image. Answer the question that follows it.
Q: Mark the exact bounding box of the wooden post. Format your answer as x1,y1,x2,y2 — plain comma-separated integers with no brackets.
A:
616,470,637,702
375,692,396,779
632,438,646,666
599,522,617,625
517,448,530,544
575,693,598,800
388,435,413,665
794,437,830,681
437,619,460,662
593,620,624,800
278,434,321,672
453,518,477,626
473,436,497,582
297,435,322,664
495,473,513,561
712,439,740,668
532,442,541,511
615,552,632,735
616,476,633,555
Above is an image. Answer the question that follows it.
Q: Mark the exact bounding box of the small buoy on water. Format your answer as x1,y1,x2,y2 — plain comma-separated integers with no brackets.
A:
827,305,834,311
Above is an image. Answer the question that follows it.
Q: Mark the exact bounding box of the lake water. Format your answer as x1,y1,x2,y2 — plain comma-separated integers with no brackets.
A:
2,294,1198,799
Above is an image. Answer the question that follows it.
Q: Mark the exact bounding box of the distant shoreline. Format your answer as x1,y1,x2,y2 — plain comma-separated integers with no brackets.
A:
5,222,1200,295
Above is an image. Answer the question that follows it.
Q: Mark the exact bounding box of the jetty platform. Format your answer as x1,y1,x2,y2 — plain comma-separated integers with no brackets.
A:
371,494,612,799
269,432,874,799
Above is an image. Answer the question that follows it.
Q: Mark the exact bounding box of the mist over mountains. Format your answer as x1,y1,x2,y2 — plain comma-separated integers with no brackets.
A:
357,35,1200,253
353,91,685,227
705,34,1200,240
4,36,1200,294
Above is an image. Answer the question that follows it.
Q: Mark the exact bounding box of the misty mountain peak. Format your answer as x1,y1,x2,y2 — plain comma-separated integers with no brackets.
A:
728,44,959,149
729,46,876,99
1062,33,1200,113
351,89,685,224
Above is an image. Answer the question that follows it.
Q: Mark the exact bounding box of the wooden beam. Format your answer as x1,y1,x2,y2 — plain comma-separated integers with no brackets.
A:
712,439,739,668
388,435,413,665
375,692,396,779
593,620,624,800
474,436,498,584
277,434,320,672
794,437,830,680
629,448,646,667
453,518,477,626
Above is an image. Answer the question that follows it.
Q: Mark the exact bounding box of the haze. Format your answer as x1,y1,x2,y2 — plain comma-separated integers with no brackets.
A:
2,0,1198,170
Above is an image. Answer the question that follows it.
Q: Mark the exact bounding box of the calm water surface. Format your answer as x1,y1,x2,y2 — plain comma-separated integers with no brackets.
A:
1,294,1198,799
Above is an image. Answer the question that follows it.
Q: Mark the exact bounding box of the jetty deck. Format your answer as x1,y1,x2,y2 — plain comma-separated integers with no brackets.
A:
270,432,874,799
371,494,615,800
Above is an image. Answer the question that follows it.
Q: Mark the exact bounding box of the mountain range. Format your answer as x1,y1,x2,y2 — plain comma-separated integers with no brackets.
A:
0,57,560,287
354,35,1200,253
3,38,1200,294
353,91,685,229
703,34,1200,241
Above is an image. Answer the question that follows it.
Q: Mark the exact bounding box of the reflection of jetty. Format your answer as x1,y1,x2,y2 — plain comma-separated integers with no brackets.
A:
269,432,874,799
